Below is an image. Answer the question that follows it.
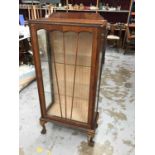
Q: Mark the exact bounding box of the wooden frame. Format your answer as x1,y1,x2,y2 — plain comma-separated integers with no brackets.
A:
29,12,107,146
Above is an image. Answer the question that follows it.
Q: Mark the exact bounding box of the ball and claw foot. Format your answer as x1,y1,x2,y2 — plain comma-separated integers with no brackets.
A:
41,126,46,134
88,135,95,147
40,120,47,134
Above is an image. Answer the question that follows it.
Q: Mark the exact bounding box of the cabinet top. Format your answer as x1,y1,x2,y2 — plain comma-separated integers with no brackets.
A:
29,12,107,27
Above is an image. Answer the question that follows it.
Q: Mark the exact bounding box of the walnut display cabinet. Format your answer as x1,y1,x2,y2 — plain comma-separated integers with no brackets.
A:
29,12,107,146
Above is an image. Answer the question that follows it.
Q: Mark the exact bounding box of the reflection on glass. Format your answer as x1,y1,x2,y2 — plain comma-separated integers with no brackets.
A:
37,29,52,108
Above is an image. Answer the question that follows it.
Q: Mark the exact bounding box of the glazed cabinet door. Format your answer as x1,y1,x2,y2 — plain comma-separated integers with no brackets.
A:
30,25,98,127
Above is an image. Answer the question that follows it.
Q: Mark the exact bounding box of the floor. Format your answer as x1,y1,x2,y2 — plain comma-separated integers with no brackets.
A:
19,48,135,155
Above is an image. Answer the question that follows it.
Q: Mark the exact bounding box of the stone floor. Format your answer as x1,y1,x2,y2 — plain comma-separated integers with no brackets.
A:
19,48,135,155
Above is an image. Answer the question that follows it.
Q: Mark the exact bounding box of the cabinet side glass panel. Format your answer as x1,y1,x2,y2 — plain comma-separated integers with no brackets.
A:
37,29,53,109
95,36,104,115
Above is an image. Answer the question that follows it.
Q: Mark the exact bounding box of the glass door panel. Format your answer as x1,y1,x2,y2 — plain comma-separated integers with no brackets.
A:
37,30,93,123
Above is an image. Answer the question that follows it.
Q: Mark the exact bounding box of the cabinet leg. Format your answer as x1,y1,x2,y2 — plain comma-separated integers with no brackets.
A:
95,112,99,129
40,120,47,134
95,123,98,129
87,134,95,147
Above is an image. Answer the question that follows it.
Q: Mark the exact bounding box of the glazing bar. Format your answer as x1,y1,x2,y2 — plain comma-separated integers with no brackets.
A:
63,33,67,118
70,33,79,119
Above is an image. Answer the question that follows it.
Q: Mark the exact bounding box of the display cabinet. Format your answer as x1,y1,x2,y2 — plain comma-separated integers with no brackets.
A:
29,12,107,146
